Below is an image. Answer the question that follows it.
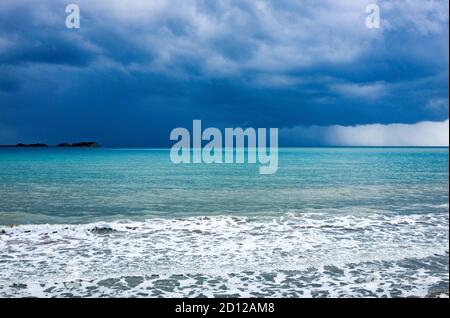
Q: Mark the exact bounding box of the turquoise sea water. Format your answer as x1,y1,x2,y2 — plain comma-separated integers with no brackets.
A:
0,147,448,297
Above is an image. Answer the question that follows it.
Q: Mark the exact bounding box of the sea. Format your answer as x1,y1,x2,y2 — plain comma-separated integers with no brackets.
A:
0,147,448,297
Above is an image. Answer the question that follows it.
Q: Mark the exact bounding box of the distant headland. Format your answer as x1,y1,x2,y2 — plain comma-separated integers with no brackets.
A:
0,142,101,148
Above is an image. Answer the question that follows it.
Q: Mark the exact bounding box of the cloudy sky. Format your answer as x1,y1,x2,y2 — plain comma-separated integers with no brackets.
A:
0,0,448,146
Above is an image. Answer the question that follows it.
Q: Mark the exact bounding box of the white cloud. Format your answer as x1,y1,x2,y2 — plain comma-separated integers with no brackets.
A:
59,0,381,76
330,81,388,99
281,120,449,146
427,98,449,111
381,0,449,35
82,0,448,76
250,74,303,87
1,0,448,85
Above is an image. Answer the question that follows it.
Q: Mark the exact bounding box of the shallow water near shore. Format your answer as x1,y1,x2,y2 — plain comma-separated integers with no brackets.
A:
0,147,448,297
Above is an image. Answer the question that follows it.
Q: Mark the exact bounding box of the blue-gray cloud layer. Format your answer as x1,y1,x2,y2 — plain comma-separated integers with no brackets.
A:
0,0,448,146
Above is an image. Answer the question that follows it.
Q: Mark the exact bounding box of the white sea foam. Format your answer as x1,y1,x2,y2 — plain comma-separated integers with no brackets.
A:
0,212,448,297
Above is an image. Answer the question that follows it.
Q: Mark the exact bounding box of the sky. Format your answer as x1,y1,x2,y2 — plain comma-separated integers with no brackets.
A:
0,0,448,146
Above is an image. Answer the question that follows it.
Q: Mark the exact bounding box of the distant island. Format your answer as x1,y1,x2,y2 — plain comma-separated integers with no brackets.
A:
59,142,101,148
0,142,101,148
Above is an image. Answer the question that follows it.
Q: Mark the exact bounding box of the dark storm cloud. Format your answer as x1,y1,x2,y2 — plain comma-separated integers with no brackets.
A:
0,0,448,146
0,35,97,67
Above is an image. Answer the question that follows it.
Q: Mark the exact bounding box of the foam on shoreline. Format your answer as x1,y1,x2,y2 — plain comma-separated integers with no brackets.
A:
1,212,448,297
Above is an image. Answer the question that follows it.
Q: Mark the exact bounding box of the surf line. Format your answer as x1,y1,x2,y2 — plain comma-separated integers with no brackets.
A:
170,120,278,174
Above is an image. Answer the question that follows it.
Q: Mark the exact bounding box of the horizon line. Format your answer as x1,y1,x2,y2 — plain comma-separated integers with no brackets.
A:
1,145,449,149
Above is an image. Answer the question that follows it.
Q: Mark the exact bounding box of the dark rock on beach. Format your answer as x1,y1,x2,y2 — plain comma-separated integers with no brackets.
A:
0,229,6,235
10,283,27,289
90,226,116,234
